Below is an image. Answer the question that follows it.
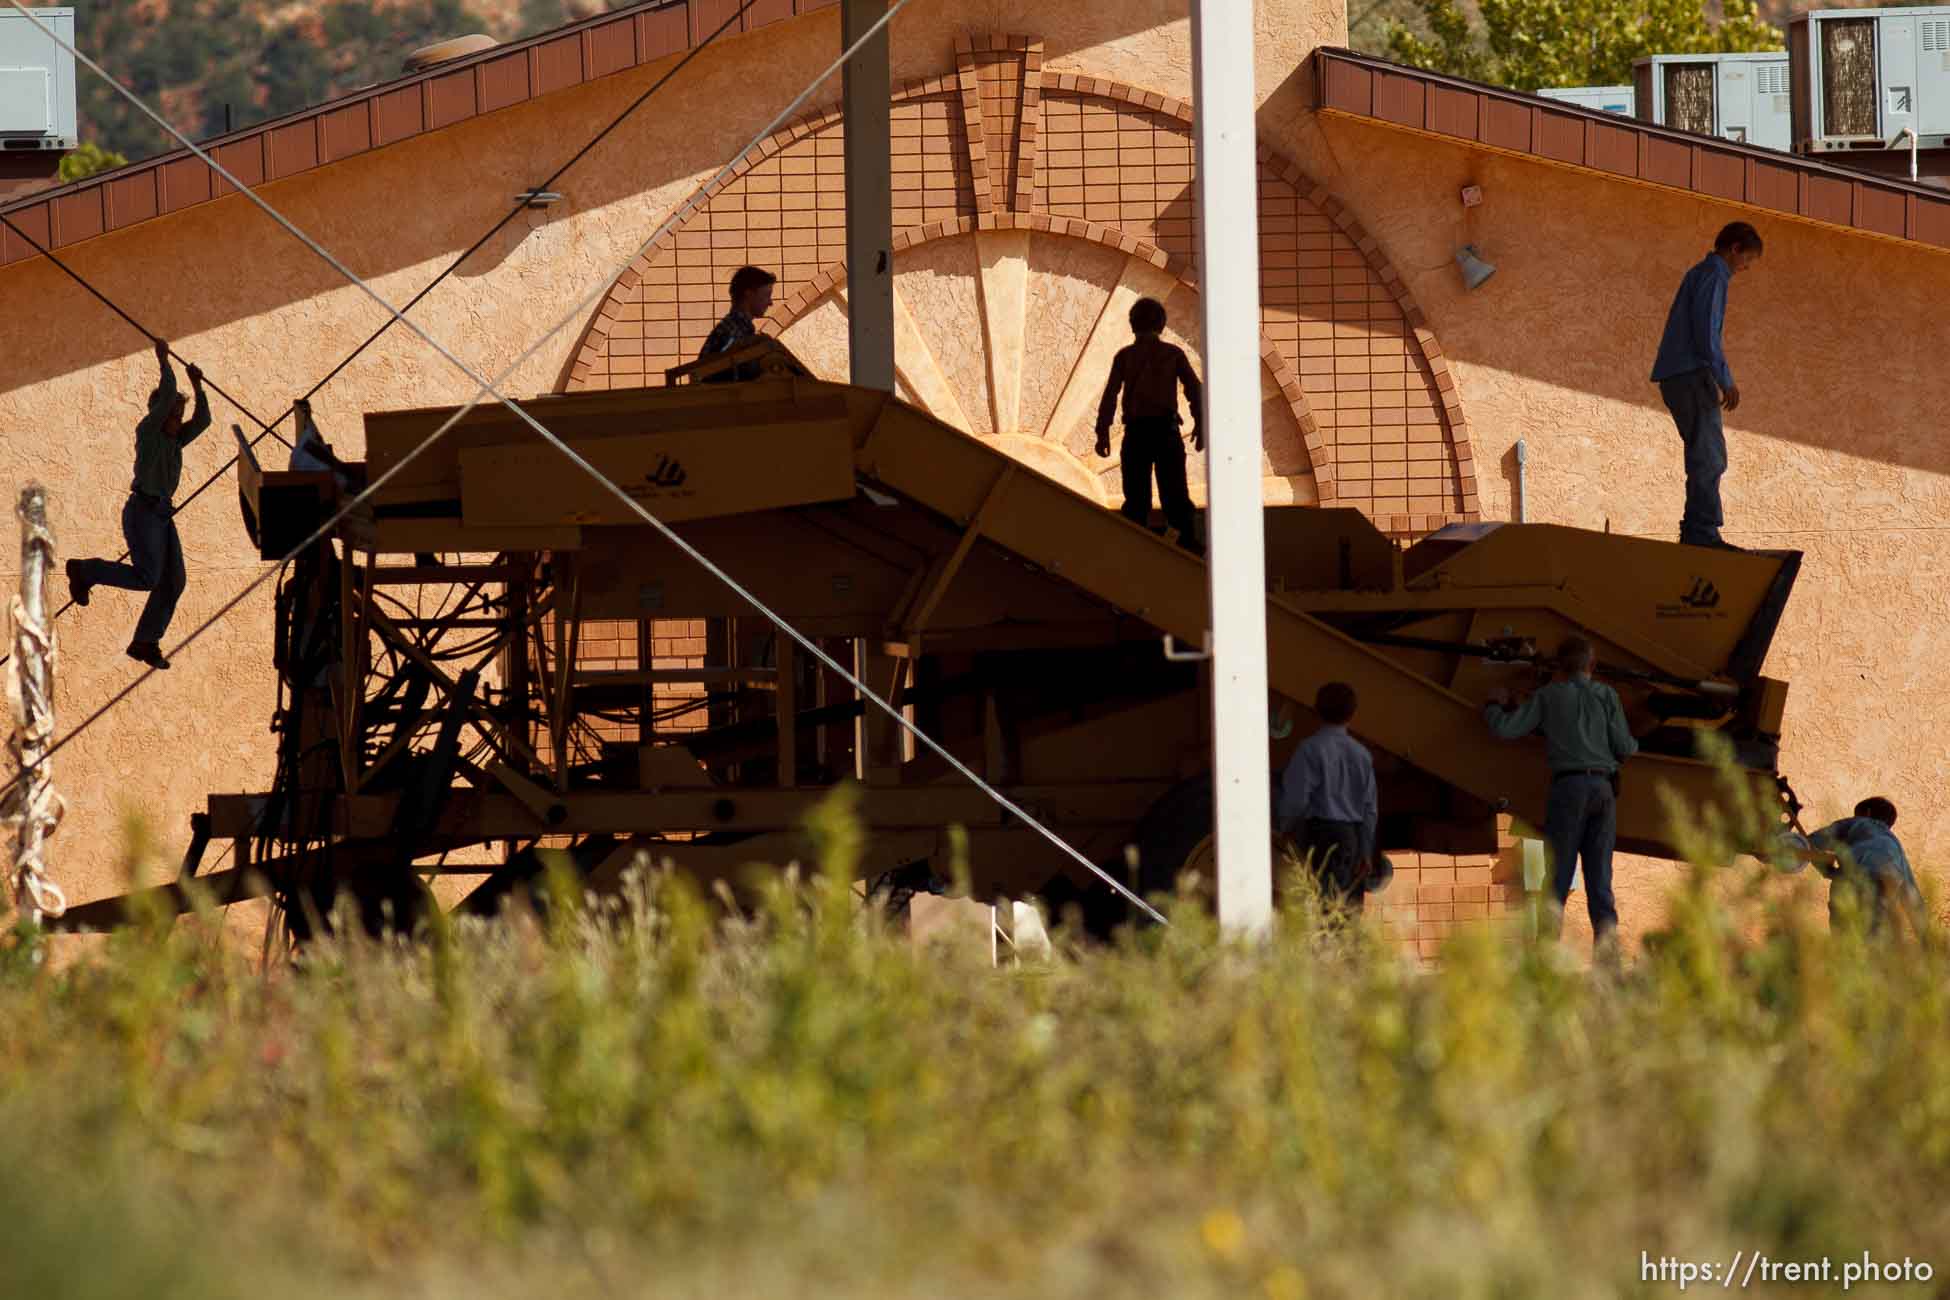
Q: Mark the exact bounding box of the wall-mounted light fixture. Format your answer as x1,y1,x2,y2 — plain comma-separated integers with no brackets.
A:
1454,243,1497,290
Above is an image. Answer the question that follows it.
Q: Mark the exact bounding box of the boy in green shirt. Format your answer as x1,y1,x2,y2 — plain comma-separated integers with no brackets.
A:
1485,635,1639,942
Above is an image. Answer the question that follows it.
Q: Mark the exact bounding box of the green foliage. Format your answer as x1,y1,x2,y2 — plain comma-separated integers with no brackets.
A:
1353,0,1446,62
1387,0,1784,92
57,140,128,183
0,807,1946,1297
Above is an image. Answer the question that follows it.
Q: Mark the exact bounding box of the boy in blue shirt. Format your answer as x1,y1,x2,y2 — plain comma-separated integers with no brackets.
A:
1276,681,1381,910
1650,221,1763,549
1801,796,1927,938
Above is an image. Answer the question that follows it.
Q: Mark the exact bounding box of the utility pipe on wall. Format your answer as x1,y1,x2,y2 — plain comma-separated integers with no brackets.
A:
1515,438,1528,523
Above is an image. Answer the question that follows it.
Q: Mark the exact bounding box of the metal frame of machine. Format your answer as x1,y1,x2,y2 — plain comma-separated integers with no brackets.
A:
53,345,1804,934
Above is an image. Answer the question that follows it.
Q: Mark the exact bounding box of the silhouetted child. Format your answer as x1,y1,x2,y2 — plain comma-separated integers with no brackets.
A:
67,337,210,669
1093,297,1203,551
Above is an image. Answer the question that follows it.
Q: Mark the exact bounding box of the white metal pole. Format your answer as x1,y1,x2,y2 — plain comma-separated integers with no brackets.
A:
1191,2,1272,936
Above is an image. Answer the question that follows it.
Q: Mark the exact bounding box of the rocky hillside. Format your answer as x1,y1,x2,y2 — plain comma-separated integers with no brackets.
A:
45,0,616,161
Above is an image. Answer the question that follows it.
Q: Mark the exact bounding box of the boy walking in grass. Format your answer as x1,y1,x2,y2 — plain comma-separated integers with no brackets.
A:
1094,297,1204,552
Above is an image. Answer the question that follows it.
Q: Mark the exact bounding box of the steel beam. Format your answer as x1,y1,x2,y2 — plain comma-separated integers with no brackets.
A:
206,782,1170,841
777,636,799,788
896,462,1015,644
367,563,524,587
47,865,266,932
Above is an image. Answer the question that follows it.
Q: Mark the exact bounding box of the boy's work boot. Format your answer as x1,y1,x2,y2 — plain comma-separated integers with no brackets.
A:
126,640,171,670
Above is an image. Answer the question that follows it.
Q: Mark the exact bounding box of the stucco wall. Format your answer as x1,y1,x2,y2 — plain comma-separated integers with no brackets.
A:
0,0,1338,916
1289,115,1950,938
12,0,1918,954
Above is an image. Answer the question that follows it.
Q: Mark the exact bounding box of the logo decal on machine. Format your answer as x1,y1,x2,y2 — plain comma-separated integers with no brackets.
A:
627,453,695,504
644,454,688,489
1656,576,1725,621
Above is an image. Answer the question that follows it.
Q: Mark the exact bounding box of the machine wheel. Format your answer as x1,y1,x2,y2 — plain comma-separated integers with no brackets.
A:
1035,773,1278,938
1126,775,1217,901
1130,772,1299,904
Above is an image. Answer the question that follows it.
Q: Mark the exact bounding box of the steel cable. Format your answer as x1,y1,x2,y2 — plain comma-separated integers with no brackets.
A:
8,0,1169,925
0,0,763,666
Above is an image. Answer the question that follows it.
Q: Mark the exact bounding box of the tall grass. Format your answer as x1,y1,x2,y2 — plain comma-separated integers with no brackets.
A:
4,794,1949,1298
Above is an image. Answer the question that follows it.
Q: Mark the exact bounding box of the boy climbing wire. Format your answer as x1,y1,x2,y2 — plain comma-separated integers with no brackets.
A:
66,338,211,670
1094,297,1204,552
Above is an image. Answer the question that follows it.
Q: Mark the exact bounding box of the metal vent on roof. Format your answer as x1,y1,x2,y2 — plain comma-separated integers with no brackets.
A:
1823,17,1879,138
1664,62,1716,135
0,7,76,148
0,66,48,133
402,33,498,74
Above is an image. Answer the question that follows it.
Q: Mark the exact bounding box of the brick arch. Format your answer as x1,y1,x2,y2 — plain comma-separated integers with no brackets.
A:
564,47,1478,532
758,213,1332,495
1038,75,1479,526
561,70,973,393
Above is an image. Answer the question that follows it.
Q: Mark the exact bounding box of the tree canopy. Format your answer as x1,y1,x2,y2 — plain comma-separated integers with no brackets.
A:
1386,0,1783,92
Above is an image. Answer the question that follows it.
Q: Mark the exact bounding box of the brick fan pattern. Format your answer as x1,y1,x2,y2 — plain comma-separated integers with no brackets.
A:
565,34,1481,531
560,34,1519,954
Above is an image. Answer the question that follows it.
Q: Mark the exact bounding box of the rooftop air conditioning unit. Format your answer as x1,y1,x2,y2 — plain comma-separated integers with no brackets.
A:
1538,84,1636,116
1633,52,1792,151
1789,6,1950,152
0,6,76,154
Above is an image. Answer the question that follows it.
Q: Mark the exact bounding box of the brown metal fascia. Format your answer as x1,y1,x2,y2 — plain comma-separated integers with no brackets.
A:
1308,47,1950,256
0,0,837,266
